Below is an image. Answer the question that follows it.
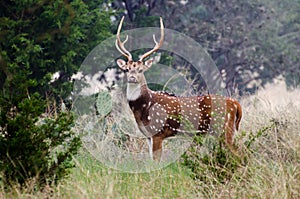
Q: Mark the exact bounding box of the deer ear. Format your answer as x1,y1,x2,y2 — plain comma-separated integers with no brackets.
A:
117,59,127,70
144,59,153,71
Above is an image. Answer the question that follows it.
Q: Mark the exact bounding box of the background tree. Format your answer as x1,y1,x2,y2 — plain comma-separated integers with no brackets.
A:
0,0,111,188
112,0,300,94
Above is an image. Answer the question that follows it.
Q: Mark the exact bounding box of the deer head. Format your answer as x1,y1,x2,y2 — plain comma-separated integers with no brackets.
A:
115,17,164,101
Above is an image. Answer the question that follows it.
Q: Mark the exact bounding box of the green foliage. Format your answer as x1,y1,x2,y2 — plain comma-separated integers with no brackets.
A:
0,0,112,189
244,122,274,149
96,91,112,118
0,0,112,99
181,135,245,185
0,103,80,187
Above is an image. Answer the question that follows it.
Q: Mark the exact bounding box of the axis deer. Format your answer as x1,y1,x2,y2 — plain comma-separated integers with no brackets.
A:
115,17,242,161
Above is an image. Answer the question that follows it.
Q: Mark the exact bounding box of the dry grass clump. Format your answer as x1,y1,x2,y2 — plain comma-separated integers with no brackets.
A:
194,82,300,198
239,82,300,163
235,83,300,198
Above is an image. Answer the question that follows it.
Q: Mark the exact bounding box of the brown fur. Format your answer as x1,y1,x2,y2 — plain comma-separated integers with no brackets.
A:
128,85,242,161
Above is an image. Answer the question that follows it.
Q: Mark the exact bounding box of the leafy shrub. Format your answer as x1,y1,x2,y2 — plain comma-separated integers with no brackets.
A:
0,94,81,189
181,134,245,184
181,118,285,187
0,0,111,189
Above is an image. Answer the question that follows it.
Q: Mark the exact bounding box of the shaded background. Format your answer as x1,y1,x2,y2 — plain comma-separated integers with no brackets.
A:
111,0,300,94
1,0,299,101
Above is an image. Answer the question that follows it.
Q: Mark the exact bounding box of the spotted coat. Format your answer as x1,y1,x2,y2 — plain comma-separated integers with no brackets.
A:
128,85,242,161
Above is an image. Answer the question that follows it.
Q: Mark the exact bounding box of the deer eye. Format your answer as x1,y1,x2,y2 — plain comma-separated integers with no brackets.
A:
128,61,133,64
124,68,129,73
138,69,143,73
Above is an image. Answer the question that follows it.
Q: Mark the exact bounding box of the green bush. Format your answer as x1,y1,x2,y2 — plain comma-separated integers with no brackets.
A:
0,95,81,188
181,134,245,184
0,0,111,189
181,119,279,186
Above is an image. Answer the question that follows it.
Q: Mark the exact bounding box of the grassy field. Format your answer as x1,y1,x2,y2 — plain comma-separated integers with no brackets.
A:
1,83,300,198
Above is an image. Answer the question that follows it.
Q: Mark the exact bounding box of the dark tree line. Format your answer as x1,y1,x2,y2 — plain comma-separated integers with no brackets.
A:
112,0,300,93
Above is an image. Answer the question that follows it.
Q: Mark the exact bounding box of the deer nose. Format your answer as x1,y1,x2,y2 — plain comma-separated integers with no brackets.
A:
128,76,138,83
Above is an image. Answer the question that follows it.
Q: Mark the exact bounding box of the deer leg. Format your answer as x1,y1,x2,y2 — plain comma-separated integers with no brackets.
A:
152,135,163,161
147,137,153,159
223,108,243,156
224,112,234,146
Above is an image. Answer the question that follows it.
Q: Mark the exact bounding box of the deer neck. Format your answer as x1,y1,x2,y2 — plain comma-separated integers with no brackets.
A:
126,75,149,101
126,83,140,101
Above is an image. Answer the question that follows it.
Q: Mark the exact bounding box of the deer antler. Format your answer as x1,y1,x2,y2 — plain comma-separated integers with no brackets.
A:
115,16,133,61
139,17,164,62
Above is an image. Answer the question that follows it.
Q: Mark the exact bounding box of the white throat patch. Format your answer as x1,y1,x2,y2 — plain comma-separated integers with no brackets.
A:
127,83,141,101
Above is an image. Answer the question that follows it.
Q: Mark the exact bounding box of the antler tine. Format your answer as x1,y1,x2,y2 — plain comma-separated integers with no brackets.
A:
115,16,133,61
139,17,164,62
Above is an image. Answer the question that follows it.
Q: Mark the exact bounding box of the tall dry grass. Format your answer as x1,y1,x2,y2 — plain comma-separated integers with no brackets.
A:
193,82,300,198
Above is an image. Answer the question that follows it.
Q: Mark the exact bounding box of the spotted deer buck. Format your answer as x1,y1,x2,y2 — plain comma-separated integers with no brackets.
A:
115,17,242,161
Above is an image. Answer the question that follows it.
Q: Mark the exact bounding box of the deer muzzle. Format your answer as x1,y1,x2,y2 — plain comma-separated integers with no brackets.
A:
128,76,138,83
